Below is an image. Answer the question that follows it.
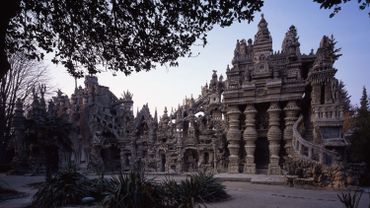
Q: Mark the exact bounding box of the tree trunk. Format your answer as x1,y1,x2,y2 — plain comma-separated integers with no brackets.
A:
0,101,7,165
0,0,21,79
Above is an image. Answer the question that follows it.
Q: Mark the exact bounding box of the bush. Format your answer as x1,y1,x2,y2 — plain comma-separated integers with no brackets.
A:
103,172,229,208
32,166,92,208
337,191,363,208
103,171,162,208
31,167,230,208
88,177,112,201
160,172,230,208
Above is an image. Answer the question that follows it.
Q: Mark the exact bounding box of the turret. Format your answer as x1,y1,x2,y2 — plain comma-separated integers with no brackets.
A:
309,35,338,105
122,90,134,112
282,25,301,58
253,14,272,61
254,14,272,45
249,14,273,79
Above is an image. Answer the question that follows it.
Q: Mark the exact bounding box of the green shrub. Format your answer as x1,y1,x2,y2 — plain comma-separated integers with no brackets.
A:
31,166,92,208
103,171,162,208
337,191,363,208
31,167,230,208
88,177,113,201
160,172,230,208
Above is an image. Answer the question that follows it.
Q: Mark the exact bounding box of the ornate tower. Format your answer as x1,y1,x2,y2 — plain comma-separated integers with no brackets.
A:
252,14,273,79
308,35,344,149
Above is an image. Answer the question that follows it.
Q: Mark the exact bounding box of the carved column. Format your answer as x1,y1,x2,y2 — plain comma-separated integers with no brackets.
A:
226,105,241,173
283,101,300,156
243,104,257,174
267,102,281,175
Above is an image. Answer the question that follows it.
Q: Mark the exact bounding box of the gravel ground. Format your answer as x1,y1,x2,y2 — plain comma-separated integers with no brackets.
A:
1,174,369,208
209,181,370,208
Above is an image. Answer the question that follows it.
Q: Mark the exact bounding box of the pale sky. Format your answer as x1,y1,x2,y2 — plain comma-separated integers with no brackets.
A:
45,1,370,117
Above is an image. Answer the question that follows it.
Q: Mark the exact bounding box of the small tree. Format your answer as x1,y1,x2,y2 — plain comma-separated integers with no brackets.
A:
338,80,353,132
0,52,47,167
350,87,370,185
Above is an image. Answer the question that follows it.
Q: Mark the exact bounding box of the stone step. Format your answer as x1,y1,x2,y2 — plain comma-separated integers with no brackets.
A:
214,173,286,185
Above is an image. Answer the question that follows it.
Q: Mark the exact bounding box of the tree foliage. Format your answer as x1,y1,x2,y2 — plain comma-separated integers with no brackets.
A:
4,0,264,78
314,0,370,18
338,80,352,112
359,87,369,114
350,87,370,185
0,1,368,80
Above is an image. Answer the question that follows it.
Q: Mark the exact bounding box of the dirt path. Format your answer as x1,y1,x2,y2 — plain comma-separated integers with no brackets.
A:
209,181,370,208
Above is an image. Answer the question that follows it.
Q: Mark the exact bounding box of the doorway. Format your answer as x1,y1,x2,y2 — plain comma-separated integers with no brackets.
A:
160,153,166,172
183,149,198,172
254,137,269,174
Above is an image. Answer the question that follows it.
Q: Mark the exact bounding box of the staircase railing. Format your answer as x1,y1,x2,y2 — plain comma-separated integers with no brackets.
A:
292,115,340,166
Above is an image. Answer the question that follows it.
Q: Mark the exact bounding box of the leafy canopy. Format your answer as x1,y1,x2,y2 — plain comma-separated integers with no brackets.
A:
3,0,369,79
314,0,370,18
7,0,264,77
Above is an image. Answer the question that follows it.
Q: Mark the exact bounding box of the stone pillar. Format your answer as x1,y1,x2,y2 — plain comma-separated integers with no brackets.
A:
267,102,281,175
243,104,257,174
283,101,300,156
226,105,241,173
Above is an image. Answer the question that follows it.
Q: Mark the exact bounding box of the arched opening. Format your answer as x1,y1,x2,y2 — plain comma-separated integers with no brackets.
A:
204,152,209,164
45,145,59,174
183,149,198,172
101,145,121,171
160,153,166,172
125,153,130,168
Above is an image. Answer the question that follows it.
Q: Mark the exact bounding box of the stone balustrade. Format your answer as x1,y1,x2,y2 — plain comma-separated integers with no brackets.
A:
292,115,339,166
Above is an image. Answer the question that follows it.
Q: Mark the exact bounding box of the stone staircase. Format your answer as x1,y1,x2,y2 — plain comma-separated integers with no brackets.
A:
303,123,314,142
291,115,340,167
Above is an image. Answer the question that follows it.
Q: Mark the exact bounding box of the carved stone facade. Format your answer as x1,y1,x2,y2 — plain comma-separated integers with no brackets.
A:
223,15,347,174
11,15,347,175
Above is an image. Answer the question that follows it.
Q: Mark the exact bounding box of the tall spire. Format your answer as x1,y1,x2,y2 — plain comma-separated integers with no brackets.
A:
253,14,272,63
154,107,158,122
254,13,272,44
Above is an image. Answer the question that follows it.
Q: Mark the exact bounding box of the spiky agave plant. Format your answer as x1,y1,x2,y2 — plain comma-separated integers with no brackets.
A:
337,191,363,208
103,171,162,208
32,166,92,208
192,172,230,202
88,177,113,201
159,177,199,208
160,172,230,208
